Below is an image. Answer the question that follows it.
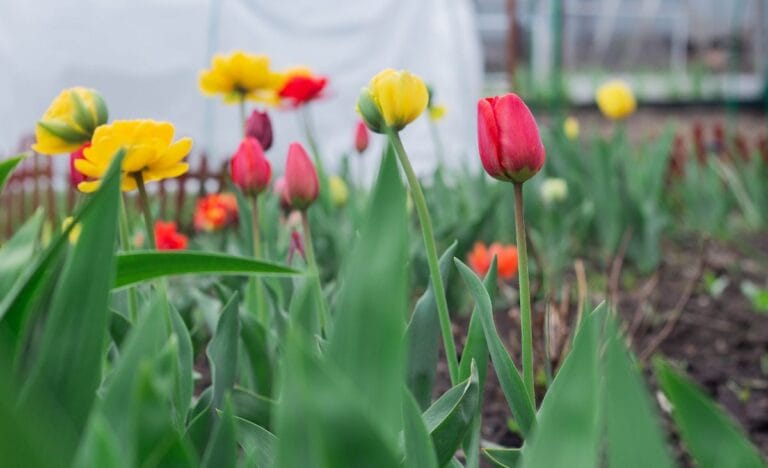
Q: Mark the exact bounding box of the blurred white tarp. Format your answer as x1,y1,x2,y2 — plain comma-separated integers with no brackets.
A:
0,0,483,177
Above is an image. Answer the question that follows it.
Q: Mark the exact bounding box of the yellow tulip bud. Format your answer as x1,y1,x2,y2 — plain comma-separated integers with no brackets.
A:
428,104,447,121
33,87,108,155
329,176,349,207
563,116,579,140
540,178,568,204
357,69,428,133
595,80,636,120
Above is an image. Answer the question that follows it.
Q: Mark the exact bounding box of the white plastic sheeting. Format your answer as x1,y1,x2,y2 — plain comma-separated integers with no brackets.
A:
0,0,483,178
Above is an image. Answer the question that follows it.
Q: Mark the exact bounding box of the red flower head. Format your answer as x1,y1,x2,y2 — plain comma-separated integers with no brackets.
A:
245,110,273,151
194,193,239,232
284,142,319,210
354,120,369,154
467,241,519,280
231,137,272,196
279,68,327,107
154,221,188,250
69,142,90,188
477,93,545,184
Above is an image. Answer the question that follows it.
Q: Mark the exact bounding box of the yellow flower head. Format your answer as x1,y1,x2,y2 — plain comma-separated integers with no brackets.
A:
199,50,285,104
357,69,428,133
540,177,568,204
563,116,580,140
428,104,447,121
329,175,349,207
595,80,636,120
74,120,192,193
33,87,108,155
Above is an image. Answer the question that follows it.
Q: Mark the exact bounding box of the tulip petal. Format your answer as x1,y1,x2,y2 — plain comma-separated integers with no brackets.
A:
477,98,503,179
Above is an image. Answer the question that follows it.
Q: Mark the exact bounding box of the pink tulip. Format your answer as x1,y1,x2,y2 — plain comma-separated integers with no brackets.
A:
477,93,545,184
231,137,272,196
284,142,319,210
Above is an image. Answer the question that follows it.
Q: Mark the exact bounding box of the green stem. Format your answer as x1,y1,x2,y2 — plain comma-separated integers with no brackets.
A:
387,130,459,385
118,195,139,322
132,172,155,249
239,96,247,138
250,195,261,257
428,119,445,169
301,210,327,332
513,182,535,405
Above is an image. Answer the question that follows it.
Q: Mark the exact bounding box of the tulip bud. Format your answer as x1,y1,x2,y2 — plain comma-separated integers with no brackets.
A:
231,137,272,196
245,110,273,150
595,80,636,120
284,142,319,210
563,116,579,140
477,93,545,184
540,178,568,204
69,142,90,188
356,88,385,133
329,175,349,207
354,120,369,154
357,69,428,133
33,87,108,155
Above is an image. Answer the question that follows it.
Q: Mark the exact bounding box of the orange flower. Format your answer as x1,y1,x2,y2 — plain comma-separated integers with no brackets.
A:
155,221,188,250
193,193,239,232
467,241,518,280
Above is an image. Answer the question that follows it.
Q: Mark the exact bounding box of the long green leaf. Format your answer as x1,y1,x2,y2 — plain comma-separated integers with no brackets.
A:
483,447,521,468
0,209,44,297
403,390,438,468
406,240,458,410
170,304,194,430
519,305,605,468
0,154,25,193
459,257,497,468
454,259,535,437
19,150,123,453
326,145,409,438
423,361,480,467
655,359,764,468
201,396,237,468
235,417,277,468
208,293,240,410
114,252,297,289
603,316,673,468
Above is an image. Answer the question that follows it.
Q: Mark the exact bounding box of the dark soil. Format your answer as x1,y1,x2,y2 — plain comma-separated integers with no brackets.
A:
439,233,768,465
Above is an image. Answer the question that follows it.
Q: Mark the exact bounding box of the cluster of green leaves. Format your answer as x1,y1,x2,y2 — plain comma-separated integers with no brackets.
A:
1,145,765,467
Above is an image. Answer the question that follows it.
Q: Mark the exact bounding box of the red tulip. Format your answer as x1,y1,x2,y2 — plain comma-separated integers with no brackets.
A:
69,142,90,188
245,110,273,150
193,193,239,231
154,221,188,250
279,73,327,107
477,93,545,184
231,137,272,196
354,120,369,154
284,142,319,210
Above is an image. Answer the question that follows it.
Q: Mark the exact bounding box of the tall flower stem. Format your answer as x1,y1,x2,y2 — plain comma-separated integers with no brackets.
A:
300,210,327,331
239,96,247,136
132,172,155,249
387,130,459,385
250,195,261,257
300,107,331,210
513,182,535,405
119,195,139,322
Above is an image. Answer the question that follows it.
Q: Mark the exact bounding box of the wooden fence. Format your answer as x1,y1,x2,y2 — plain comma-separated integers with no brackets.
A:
1,137,228,239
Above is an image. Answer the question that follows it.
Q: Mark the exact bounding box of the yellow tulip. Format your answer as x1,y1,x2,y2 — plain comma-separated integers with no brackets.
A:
563,116,580,140
199,50,285,104
33,87,108,155
329,175,349,207
357,69,428,133
428,104,447,122
595,80,636,120
74,120,192,193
